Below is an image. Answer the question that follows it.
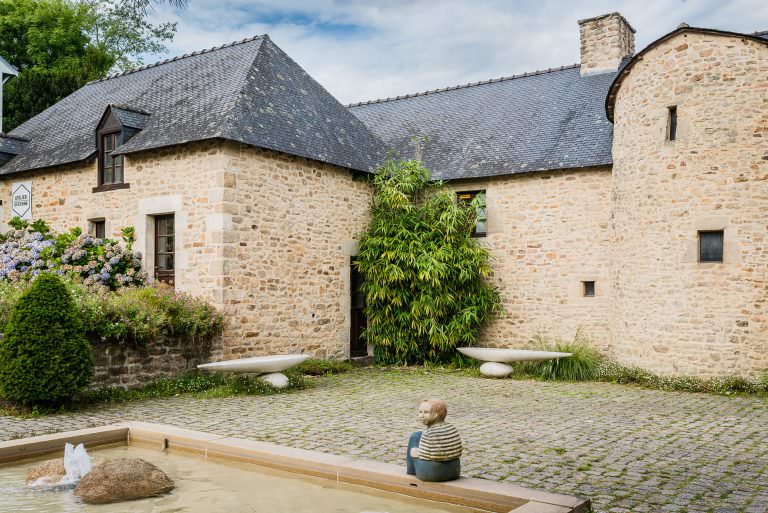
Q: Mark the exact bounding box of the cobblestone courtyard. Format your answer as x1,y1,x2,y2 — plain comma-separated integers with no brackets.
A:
2,369,767,513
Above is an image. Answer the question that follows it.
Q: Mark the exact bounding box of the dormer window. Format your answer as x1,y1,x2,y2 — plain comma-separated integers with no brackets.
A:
100,131,123,184
93,104,149,193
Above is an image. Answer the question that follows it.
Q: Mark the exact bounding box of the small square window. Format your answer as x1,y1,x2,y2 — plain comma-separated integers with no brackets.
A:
699,230,723,263
457,190,487,237
89,219,106,239
667,106,677,141
582,281,595,297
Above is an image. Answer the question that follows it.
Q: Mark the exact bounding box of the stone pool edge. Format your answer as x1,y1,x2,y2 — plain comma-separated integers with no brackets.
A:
0,422,590,513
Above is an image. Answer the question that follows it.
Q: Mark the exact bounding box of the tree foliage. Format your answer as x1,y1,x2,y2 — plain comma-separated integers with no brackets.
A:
0,0,183,131
0,274,93,406
356,159,502,364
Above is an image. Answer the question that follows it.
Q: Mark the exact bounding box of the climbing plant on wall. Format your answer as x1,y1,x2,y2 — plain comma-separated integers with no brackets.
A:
355,159,502,365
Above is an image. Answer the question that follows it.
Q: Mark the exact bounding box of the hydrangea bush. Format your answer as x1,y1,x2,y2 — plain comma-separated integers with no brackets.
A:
0,218,146,288
0,218,222,349
60,234,145,288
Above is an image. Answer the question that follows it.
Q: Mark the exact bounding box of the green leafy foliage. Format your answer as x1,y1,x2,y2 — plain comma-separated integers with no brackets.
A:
0,0,181,131
0,274,93,406
81,370,307,406
356,159,502,364
0,279,223,348
512,332,768,395
517,332,603,381
295,358,355,376
3,370,307,415
594,359,768,396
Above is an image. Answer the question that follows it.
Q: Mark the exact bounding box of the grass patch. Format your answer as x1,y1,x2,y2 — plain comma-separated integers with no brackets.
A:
1,371,309,417
594,359,768,396
295,358,356,376
517,332,601,381
467,331,768,397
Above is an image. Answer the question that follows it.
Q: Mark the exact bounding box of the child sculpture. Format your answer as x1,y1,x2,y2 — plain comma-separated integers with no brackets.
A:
406,398,462,482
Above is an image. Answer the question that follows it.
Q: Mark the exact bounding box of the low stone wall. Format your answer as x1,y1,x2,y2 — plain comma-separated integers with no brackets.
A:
91,336,219,388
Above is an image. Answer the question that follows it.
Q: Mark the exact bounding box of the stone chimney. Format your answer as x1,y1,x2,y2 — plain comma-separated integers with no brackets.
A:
578,13,636,76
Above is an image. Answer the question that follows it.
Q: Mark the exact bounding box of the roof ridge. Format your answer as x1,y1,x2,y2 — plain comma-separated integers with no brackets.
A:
347,63,581,107
87,34,268,85
109,103,151,116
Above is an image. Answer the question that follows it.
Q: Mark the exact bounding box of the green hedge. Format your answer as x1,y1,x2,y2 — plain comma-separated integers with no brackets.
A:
0,274,93,405
0,279,223,348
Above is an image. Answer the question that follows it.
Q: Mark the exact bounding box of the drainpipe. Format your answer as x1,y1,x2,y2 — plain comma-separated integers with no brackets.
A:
0,56,19,133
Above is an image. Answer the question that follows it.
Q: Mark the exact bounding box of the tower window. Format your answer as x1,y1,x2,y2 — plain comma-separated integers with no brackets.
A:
582,281,595,297
698,230,723,263
667,106,677,141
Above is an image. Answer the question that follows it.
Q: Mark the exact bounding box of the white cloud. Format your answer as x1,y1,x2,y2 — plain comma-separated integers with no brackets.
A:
148,0,768,104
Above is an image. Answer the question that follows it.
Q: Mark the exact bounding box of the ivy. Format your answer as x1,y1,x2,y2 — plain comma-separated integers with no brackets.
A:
356,159,502,365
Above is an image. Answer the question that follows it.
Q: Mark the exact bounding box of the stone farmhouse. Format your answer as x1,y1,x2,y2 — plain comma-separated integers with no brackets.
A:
0,13,765,377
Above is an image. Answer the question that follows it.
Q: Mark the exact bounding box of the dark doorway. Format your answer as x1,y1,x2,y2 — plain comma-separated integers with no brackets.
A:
350,257,368,357
154,214,175,287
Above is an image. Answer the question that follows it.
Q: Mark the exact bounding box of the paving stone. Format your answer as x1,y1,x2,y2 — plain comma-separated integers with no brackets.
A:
1,370,766,513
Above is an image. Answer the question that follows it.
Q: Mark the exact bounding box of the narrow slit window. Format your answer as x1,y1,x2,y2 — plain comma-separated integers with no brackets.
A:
699,230,723,263
667,106,677,141
582,281,595,297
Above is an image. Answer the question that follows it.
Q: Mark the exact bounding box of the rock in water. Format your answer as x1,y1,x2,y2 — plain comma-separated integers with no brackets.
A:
25,459,66,486
74,458,174,504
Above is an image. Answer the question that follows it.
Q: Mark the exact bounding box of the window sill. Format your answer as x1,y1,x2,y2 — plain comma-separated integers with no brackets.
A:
92,183,130,193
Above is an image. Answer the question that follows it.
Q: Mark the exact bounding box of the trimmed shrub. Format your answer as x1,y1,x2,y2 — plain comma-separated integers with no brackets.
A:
0,274,93,405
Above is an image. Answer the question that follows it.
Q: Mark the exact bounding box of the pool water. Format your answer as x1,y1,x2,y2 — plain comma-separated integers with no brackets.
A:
0,445,482,513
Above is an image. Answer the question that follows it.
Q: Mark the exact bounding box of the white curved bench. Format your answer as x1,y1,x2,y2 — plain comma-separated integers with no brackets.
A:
197,355,310,388
457,347,572,377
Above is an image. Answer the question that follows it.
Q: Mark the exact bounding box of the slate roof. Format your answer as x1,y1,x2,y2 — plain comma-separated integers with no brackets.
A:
0,134,29,155
110,106,150,130
2,35,387,176
348,64,617,181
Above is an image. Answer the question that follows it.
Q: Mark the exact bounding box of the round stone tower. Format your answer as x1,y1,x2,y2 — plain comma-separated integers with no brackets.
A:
608,28,768,377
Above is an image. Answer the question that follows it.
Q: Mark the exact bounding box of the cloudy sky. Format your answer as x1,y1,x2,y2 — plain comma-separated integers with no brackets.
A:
148,0,768,105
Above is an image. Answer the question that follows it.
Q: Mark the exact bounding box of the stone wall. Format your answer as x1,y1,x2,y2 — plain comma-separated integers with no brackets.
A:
446,167,614,353
578,12,635,75
92,336,218,388
610,31,768,376
0,141,373,363
0,140,231,303
214,144,372,360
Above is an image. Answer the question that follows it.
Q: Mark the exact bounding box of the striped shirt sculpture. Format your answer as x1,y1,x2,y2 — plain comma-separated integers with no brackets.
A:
406,398,463,482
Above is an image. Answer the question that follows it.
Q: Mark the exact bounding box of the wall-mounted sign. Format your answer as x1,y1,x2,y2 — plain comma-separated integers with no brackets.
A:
11,181,32,220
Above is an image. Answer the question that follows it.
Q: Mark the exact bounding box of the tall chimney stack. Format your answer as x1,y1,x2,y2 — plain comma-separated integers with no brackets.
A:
578,13,635,76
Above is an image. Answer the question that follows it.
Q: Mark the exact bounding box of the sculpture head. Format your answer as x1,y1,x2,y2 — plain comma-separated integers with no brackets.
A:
418,398,447,427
